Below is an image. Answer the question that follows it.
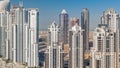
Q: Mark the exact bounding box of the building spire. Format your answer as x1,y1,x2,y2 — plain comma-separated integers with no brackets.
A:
61,9,67,14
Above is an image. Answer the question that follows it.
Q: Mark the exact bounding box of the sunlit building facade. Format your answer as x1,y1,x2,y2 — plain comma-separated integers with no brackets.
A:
91,24,119,68
70,18,79,28
0,9,9,59
45,22,63,68
27,8,39,67
69,24,83,68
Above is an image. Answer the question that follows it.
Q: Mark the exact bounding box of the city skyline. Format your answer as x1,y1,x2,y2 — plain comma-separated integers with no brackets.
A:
11,0,120,31
0,0,120,68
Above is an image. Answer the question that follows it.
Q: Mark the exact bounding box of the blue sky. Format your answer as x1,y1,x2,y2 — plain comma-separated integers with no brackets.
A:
11,0,120,31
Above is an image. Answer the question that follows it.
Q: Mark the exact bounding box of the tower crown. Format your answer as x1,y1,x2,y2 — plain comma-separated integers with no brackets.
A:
61,9,67,14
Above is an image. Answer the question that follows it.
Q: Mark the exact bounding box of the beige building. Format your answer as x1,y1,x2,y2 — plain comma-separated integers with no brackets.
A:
91,24,119,68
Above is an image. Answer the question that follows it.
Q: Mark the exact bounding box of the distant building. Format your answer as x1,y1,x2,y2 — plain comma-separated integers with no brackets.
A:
9,4,26,63
101,8,119,32
91,24,119,68
0,9,9,59
70,18,79,28
59,9,68,44
101,8,120,68
69,24,84,68
81,8,89,52
0,0,10,60
89,31,93,48
27,8,39,67
45,22,64,68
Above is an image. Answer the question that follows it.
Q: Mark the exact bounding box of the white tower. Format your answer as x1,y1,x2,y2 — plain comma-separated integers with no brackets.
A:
69,24,83,68
45,22,63,68
0,9,9,59
91,24,119,68
101,8,119,32
27,8,39,67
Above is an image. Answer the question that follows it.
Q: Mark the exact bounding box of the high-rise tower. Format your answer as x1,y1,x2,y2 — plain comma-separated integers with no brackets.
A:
59,9,68,44
101,8,119,32
101,8,120,68
91,24,119,68
69,24,83,68
27,8,39,67
70,18,79,28
0,9,9,59
9,4,26,63
81,8,89,52
45,22,63,68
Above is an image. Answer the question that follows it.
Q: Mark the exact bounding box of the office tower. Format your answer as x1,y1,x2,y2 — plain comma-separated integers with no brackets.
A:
69,24,83,68
0,9,9,59
59,9,68,44
0,0,10,59
8,4,26,63
91,24,119,68
45,22,63,68
100,8,120,68
81,8,89,52
70,18,79,28
101,8,119,32
27,8,39,67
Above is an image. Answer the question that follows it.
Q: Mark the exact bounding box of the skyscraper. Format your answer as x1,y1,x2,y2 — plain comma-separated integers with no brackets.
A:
10,4,26,63
0,0,10,60
81,8,89,52
59,9,68,44
101,8,120,68
70,18,79,28
101,8,119,32
69,24,83,68
27,8,39,67
91,24,119,68
0,9,9,59
45,22,63,68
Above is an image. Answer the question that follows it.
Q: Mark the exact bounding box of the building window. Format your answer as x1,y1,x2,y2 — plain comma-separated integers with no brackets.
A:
98,39,102,51
97,37,101,39
53,48,57,68
106,40,109,48
96,60,101,68
106,55,110,68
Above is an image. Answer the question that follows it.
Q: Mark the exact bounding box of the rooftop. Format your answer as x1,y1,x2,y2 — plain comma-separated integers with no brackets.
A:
61,9,67,14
